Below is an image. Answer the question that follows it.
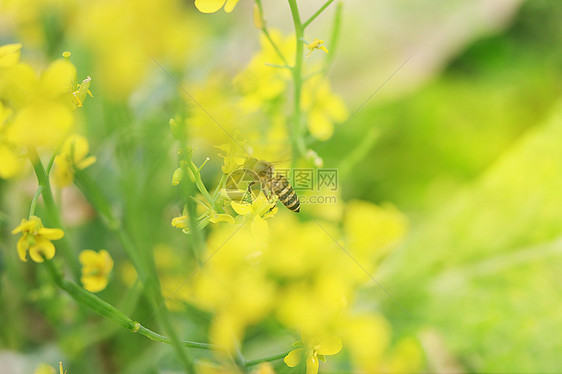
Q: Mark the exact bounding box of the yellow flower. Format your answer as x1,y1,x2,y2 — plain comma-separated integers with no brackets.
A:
215,140,247,174
11,216,64,263
172,209,234,233
79,249,114,292
284,335,342,374
53,134,97,187
0,46,79,149
302,76,348,141
234,30,293,112
306,39,329,57
195,0,239,13
231,192,277,236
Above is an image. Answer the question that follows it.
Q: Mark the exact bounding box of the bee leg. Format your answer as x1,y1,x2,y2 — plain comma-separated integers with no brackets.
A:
267,202,277,213
245,181,256,202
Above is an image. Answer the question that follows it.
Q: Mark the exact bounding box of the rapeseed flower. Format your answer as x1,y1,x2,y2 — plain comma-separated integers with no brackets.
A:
231,192,277,236
0,44,78,149
53,134,97,187
79,249,114,292
284,334,342,374
12,216,64,262
302,76,348,141
306,39,329,57
234,31,293,112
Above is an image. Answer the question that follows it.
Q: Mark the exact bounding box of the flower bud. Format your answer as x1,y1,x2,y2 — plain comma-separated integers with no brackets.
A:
253,4,263,29
172,167,184,186
169,118,181,140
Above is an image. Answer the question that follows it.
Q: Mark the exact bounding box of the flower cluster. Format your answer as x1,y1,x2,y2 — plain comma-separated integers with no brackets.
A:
168,159,416,371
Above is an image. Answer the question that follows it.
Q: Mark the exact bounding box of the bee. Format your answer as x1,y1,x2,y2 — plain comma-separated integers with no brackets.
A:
240,158,301,213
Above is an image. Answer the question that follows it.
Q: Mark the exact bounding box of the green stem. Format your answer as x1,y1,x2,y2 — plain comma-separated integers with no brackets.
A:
326,1,343,68
245,350,293,367
135,325,216,350
303,0,335,29
29,186,43,217
288,0,307,167
43,258,216,350
212,174,226,200
187,161,215,207
255,0,290,67
73,171,196,373
29,148,80,281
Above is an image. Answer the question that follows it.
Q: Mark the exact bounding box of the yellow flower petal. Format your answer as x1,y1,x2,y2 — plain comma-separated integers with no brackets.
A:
38,227,64,241
0,63,37,109
9,101,73,148
251,215,269,237
29,240,56,263
40,59,77,98
0,43,22,68
171,215,189,229
11,218,29,234
98,250,114,273
223,0,240,12
76,155,96,170
308,110,333,141
82,274,108,293
0,144,25,179
231,201,252,215
17,237,28,262
209,213,235,224
306,352,320,374
283,348,303,368
315,336,342,356
194,0,226,13
80,249,113,292
79,249,100,266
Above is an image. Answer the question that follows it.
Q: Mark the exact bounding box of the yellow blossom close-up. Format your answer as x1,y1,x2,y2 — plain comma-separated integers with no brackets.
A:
53,134,97,187
11,216,64,263
79,249,114,293
306,39,329,57
284,335,342,374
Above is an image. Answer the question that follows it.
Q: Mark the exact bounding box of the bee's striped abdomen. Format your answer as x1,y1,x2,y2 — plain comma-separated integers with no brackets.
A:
272,175,300,213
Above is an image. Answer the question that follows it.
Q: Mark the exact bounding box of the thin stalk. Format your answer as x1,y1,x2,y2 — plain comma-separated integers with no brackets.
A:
303,0,335,29
43,258,216,350
288,0,307,167
326,1,343,68
187,161,215,207
255,0,290,67
29,148,80,281
29,186,43,217
74,171,196,373
245,350,293,367
135,325,216,350
212,174,226,200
